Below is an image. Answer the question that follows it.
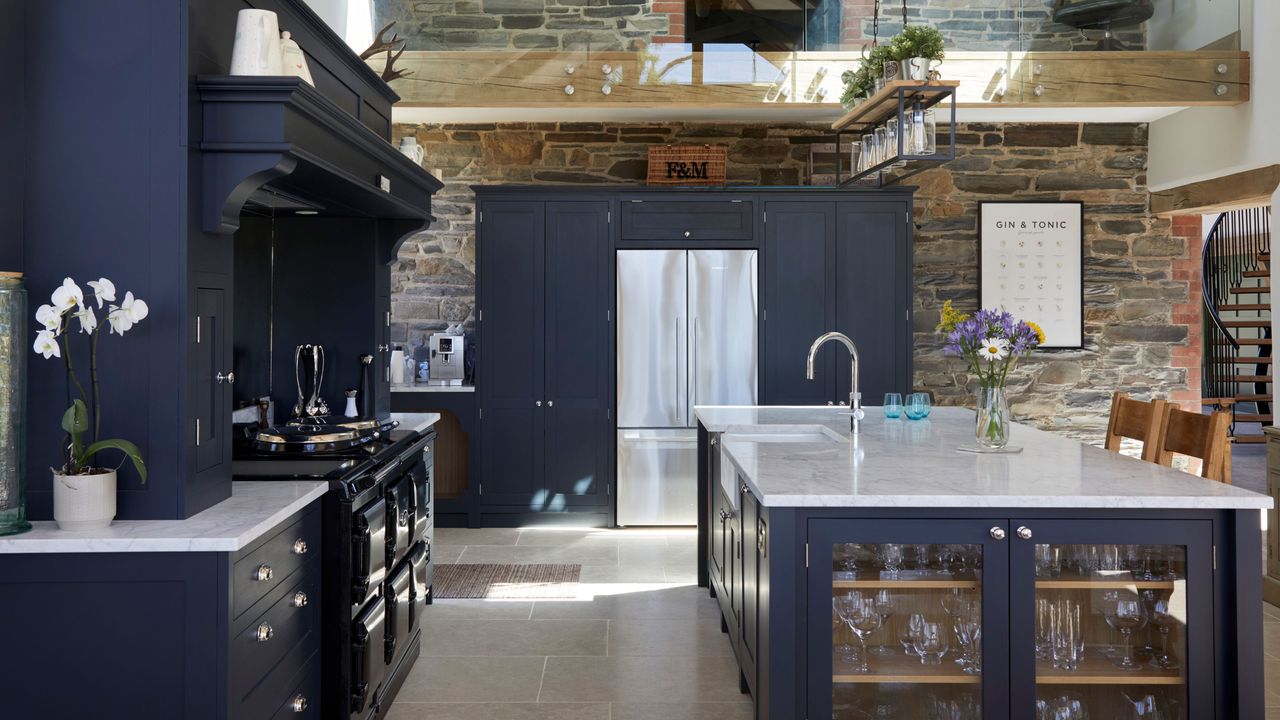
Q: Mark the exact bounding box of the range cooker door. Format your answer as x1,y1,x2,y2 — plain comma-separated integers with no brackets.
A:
386,476,414,570
350,596,386,714
385,561,413,666
352,496,387,605
409,541,432,629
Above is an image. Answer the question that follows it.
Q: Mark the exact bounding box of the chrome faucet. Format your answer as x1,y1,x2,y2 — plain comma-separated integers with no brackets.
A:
805,331,865,433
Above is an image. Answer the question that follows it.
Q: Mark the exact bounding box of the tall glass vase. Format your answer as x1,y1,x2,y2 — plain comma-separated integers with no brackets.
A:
975,386,1010,449
0,272,31,535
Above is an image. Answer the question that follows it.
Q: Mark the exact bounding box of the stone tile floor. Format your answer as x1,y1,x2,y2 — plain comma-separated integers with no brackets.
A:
388,526,1280,720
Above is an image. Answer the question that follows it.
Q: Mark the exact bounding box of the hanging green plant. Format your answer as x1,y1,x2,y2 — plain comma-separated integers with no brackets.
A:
839,43,897,109
890,24,946,62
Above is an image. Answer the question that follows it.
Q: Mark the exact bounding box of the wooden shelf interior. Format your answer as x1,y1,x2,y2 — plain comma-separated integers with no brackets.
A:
830,80,960,132
1036,578,1178,591
833,579,980,590
832,652,980,685
1036,653,1185,686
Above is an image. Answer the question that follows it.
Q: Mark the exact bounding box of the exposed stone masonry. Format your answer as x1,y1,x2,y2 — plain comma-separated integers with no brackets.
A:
389,121,1194,442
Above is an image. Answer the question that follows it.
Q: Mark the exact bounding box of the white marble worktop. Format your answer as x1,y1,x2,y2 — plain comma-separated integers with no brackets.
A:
392,383,475,393
390,412,442,434
0,481,328,554
695,405,1272,510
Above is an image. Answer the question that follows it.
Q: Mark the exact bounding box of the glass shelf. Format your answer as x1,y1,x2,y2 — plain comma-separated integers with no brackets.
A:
833,652,981,685
1035,577,1178,591
1036,655,1185,686
833,579,980,590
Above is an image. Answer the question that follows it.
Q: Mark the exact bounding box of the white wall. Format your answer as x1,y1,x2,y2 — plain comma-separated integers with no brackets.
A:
1148,0,1240,51
1148,0,1276,190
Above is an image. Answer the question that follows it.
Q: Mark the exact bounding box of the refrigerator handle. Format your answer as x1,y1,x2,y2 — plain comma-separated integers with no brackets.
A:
674,316,682,423
691,316,697,416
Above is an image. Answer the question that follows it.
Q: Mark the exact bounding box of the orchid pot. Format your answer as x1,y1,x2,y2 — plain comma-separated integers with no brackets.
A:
33,277,149,530
52,468,116,530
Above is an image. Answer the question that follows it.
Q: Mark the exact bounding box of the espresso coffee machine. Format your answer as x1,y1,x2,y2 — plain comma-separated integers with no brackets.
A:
427,332,465,386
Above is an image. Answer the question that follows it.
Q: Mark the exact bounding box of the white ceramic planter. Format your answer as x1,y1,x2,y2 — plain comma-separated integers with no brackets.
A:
52,469,117,530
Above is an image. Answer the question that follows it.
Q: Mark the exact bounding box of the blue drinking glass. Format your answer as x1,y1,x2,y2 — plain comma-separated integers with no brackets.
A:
883,393,903,419
905,392,932,420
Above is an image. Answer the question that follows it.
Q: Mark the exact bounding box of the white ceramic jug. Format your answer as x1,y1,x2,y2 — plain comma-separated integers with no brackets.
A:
280,31,314,86
230,9,284,76
398,137,425,164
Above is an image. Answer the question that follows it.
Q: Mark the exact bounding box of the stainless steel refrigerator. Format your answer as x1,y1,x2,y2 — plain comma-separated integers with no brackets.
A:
616,249,758,525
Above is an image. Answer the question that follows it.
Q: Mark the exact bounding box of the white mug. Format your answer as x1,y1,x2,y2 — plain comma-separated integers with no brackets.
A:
398,137,425,164
230,9,284,76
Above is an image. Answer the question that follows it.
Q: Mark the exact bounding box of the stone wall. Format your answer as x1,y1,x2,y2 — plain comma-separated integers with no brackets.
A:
389,121,1196,441
373,0,1142,52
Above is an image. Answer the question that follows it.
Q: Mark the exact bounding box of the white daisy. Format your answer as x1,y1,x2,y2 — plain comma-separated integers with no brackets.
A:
979,337,1009,362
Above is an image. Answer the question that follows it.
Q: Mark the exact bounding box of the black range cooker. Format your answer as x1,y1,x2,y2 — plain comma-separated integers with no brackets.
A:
234,419,435,720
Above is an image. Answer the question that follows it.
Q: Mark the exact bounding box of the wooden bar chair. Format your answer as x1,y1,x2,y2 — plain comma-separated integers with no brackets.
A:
1104,392,1168,463
1154,406,1233,484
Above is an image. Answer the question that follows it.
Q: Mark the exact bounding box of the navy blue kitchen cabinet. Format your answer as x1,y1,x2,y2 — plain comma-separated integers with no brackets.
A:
699,455,1260,719
478,199,612,521
11,0,439,520
0,503,323,719
762,197,914,407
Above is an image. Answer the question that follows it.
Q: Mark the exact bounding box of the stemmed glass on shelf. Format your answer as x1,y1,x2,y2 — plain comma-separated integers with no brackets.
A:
1141,590,1182,670
1103,592,1149,670
834,593,883,673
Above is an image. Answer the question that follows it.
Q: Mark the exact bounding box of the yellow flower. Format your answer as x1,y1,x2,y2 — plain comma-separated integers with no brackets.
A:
1026,321,1046,345
935,300,970,334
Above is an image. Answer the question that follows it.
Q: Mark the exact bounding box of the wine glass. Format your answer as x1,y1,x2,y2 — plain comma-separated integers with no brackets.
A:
836,594,882,672
880,544,905,578
899,612,926,656
953,606,983,674
1103,595,1148,669
912,621,949,665
870,589,898,656
832,596,859,664
1147,594,1181,670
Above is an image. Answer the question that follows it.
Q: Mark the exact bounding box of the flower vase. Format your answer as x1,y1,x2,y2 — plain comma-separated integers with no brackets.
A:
52,469,117,530
975,387,1010,449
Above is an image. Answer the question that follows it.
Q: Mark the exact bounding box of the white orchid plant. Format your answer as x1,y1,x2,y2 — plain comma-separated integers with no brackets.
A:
33,277,148,482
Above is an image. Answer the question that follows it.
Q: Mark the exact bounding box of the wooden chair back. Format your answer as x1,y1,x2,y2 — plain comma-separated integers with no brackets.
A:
1104,392,1167,463
1155,406,1233,484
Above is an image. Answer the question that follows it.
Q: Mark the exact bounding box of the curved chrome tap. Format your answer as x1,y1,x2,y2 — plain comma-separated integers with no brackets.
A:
805,332,864,433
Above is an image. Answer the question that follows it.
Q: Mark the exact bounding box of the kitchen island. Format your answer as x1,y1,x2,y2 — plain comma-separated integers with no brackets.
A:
694,406,1272,720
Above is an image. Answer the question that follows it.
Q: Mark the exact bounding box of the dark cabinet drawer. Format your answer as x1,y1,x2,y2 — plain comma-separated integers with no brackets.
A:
353,496,388,606
620,199,754,241
232,506,320,619
385,560,413,665
351,595,387,714
231,569,321,702
269,652,320,719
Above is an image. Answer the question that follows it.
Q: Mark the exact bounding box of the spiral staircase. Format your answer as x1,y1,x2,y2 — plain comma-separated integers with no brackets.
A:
1202,206,1273,443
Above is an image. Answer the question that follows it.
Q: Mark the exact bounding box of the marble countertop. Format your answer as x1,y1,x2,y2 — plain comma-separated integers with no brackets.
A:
695,405,1273,510
392,383,475,393
390,412,441,434
0,481,328,554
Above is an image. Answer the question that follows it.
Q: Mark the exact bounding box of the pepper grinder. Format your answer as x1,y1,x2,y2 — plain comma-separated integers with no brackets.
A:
358,354,374,419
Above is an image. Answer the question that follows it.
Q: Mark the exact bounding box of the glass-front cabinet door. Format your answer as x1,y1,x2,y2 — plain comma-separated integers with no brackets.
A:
808,519,1011,720
1009,519,1215,720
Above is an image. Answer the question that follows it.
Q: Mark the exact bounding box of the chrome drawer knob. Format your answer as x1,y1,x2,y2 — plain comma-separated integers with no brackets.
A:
290,694,308,712
292,591,309,608
253,564,273,582
683,231,691,238
255,623,274,642
989,526,1006,541
215,371,235,384
292,538,308,555
1016,526,1033,540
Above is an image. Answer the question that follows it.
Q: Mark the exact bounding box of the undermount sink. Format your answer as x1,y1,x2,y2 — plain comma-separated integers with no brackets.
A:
723,424,846,444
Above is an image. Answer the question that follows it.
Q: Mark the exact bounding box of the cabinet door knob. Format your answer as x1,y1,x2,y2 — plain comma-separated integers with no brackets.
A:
378,344,389,352
547,400,554,407
292,538,309,555
290,694,308,713
826,401,834,406
292,590,309,608
1016,525,1033,540
683,231,691,238
536,400,542,407
255,623,274,642
215,371,235,384
253,564,273,582
989,526,1006,541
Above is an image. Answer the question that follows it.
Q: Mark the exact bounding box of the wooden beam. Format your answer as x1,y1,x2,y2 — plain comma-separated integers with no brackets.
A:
1150,165,1280,216
388,50,1250,113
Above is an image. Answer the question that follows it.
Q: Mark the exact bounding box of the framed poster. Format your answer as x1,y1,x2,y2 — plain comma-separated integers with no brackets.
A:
979,201,1084,349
